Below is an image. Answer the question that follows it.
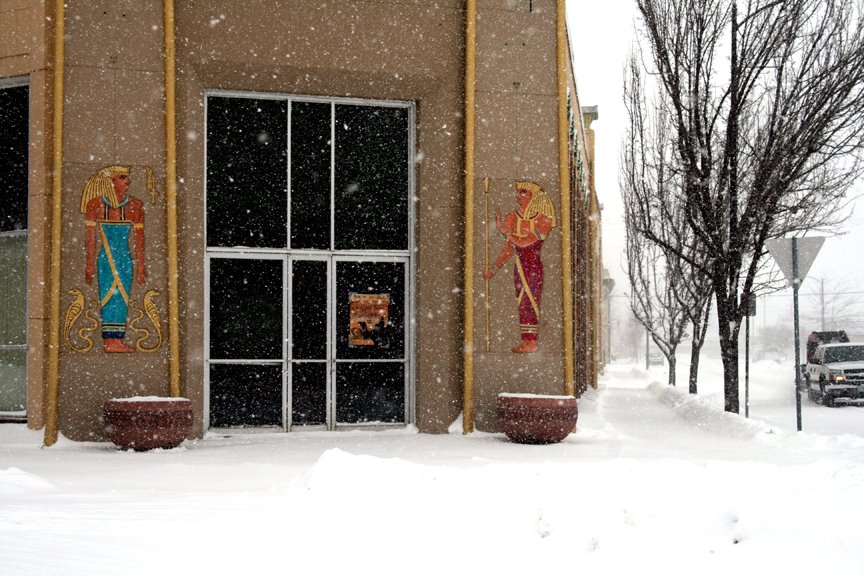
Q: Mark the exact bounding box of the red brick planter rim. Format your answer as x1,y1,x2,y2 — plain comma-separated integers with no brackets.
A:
104,396,191,408
103,397,192,451
497,393,577,405
498,393,576,399
496,394,578,445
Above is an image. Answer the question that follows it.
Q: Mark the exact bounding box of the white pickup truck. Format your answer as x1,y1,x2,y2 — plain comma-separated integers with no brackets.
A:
804,342,864,406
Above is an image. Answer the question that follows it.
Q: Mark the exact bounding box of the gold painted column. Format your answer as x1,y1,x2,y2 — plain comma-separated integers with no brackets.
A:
164,0,181,398
462,0,478,434
557,0,575,396
44,0,66,447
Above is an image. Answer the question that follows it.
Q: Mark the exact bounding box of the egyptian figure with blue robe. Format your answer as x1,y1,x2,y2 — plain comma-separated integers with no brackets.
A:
81,165,146,353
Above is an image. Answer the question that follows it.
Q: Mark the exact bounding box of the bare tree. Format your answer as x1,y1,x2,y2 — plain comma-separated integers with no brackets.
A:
632,0,864,412
622,55,716,390
624,219,689,385
674,248,714,394
802,277,864,332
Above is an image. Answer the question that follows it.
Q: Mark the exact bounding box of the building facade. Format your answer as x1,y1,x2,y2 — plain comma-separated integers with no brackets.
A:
0,0,603,442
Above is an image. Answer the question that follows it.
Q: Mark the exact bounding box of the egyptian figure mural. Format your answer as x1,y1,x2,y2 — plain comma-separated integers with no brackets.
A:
484,181,557,353
80,165,146,353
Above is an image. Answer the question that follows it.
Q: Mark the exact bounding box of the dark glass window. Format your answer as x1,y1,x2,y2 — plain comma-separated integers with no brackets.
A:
291,101,332,250
292,362,327,425
209,258,283,359
0,85,28,232
0,349,26,411
0,236,27,346
0,83,28,414
334,105,409,251
336,261,405,360
336,362,404,424
291,259,327,360
210,364,283,427
207,97,288,248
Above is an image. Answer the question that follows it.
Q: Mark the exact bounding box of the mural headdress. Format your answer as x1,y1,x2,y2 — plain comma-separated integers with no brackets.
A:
516,180,557,227
80,165,130,213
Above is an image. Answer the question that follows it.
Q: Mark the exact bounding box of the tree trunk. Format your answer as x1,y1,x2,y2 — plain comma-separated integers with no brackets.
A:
715,287,740,413
667,354,677,387
688,297,712,394
688,343,699,394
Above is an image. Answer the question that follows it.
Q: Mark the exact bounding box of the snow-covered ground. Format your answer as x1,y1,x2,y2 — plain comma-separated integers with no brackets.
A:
2,356,863,575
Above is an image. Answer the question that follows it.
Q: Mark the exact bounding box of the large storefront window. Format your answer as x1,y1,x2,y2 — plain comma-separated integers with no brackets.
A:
0,81,29,417
205,94,414,430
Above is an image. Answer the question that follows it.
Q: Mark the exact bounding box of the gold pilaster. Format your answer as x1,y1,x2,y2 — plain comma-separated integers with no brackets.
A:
44,0,66,447
557,0,575,396
164,0,181,398
462,0,477,434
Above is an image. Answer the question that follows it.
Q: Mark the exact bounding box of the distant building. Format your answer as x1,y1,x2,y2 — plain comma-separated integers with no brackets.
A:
0,0,604,441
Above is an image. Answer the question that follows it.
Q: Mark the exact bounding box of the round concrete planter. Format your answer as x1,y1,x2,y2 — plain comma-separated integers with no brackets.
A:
497,393,578,444
103,397,192,451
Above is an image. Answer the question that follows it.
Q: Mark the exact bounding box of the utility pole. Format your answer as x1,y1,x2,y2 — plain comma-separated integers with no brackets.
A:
820,277,825,330
729,2,740,264
645,326,649,370
792,239,803,431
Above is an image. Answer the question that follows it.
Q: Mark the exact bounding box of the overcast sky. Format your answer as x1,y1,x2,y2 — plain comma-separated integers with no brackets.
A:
568,1,636,289
567,1,864,333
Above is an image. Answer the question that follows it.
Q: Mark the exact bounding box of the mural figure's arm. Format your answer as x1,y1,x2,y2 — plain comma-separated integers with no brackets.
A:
484,210,518,281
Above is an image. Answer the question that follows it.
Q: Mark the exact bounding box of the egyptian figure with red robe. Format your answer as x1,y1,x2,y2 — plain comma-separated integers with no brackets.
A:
484,181,556,353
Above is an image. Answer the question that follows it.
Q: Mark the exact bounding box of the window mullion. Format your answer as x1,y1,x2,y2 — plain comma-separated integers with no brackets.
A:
330,101,336,252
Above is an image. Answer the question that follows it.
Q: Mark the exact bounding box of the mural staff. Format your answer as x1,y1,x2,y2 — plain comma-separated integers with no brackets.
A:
81,165,146,353
483,181,556,353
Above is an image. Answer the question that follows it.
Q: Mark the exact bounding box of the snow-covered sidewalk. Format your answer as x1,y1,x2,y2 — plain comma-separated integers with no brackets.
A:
1,361,863,575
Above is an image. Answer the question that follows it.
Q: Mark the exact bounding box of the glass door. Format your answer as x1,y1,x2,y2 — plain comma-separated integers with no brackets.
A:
207,254,286,428
205,93,414,431
334,258,407,426
287,256,409,429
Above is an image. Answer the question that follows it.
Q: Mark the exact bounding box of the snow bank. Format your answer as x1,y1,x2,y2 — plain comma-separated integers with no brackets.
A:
648,381,775,438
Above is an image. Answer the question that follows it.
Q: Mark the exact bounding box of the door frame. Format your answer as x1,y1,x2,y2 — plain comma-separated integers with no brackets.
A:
203,92,416,431
0,77,30,421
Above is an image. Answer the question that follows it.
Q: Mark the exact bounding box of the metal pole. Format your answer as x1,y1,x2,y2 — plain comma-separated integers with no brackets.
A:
606,294,612,363
820,277,825,330
745,311,750,418
792,238,803,431
645,326,649,370
729,2,739,251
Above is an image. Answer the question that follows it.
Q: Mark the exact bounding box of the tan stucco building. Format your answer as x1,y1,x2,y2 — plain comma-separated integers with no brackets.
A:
0,0,603,442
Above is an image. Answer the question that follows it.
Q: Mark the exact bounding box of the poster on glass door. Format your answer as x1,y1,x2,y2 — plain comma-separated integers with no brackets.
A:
348,293,391,349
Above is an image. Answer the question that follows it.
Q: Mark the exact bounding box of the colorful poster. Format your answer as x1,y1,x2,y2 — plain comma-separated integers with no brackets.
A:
349,293,390,348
